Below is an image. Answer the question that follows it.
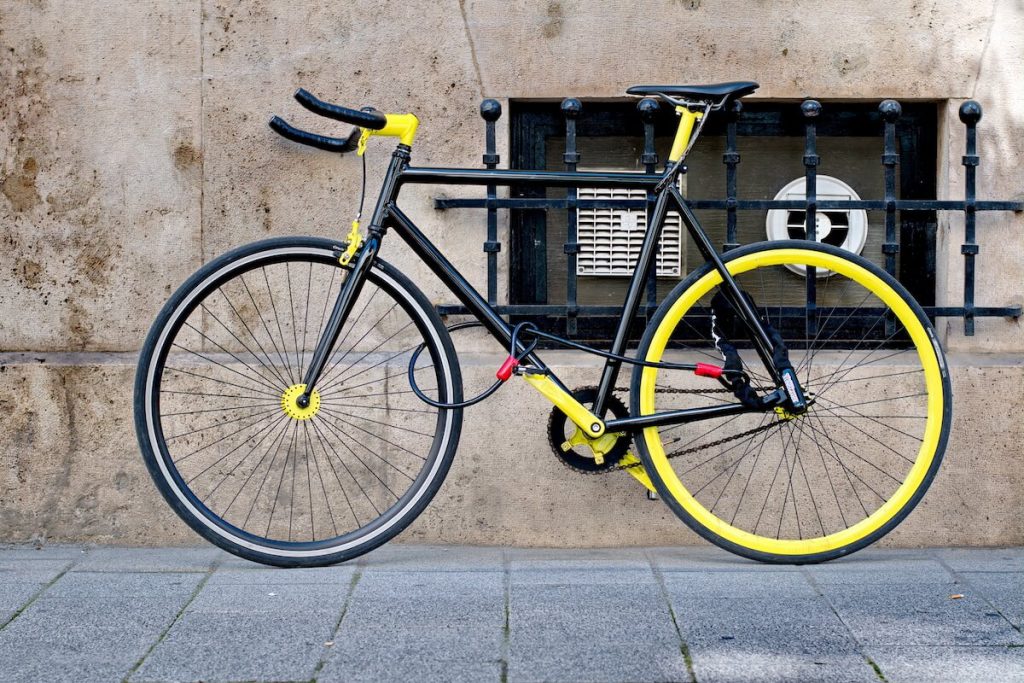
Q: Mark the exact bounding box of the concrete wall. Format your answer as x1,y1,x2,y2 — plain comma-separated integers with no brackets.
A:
1,0,1022,547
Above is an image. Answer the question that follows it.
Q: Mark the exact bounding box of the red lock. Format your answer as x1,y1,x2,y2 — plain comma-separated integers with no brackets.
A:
496,355,519,381
694,362,724,379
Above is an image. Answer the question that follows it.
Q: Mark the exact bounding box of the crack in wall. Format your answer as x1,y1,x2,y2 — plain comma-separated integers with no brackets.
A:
457,0,486,98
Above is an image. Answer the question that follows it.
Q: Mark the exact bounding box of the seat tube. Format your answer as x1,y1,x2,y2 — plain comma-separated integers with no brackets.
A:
592,187,673,414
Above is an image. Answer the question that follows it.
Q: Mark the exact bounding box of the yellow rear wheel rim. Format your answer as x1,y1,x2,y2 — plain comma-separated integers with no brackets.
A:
640,248,945,556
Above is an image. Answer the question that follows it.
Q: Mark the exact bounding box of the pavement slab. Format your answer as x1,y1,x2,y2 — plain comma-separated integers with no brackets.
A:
320,570,504,682
0,571,203,683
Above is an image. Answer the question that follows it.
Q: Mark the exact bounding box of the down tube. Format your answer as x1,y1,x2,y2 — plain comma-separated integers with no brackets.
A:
386,203,554,374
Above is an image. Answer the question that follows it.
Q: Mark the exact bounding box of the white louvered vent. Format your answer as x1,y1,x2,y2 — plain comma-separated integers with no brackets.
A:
576,186,682,277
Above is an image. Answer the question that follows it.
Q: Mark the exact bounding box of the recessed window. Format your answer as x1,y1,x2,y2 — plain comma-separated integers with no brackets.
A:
509,100,938,339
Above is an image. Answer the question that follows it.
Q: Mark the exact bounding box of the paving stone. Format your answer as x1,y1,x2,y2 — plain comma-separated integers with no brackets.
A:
0,573,202,683
824,581,1024,647
868,645,1024,682
509,578,687,682
662,569,818,599
185,581,348,615
206,565,356,585
354,544,505,572
671,595,861,656
647,545,803,572
0,544,88,561
131,612,338,683
320,658,502,683
71,546,224,573
42,570,203,599
0,581,47,626
686,651,879,683
932,547,1024,573
507,546,650,572
0,558,74,574
954,572,1024,629
320,571,504,681
132,579,349,682
806,555,954,585
511,567,655,585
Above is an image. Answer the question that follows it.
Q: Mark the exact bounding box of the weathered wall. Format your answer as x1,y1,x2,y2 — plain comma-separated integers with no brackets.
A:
1,0,1022,546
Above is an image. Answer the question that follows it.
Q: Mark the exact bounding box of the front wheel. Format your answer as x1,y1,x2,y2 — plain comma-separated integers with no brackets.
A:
631,241,951,564
134,237,463,567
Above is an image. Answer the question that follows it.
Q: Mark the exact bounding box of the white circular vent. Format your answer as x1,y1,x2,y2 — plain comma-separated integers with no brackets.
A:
766,175,868,277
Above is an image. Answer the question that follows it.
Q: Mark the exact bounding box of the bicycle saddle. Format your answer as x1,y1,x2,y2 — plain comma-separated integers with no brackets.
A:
626,81,759,104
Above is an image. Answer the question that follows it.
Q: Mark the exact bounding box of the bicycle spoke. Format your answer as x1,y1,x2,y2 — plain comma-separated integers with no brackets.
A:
261,266,298,384
241,274,295,386
309,419,367,524
218,286,293,388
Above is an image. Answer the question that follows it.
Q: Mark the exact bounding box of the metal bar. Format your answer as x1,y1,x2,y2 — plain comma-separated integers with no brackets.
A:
480,99,502,306
434,197,1024,211
723,100,742,251
639,98,660,323
435,303,661,316
880,100,902,338
563,98,582,336
928,306,1020,317
880,100,902,277
435,303,1022,318
802,100,821,339
404,166,661,189
606,402,758,432
960,100,982,336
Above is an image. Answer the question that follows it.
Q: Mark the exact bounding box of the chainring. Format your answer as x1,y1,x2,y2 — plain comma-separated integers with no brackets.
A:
546,387,632,473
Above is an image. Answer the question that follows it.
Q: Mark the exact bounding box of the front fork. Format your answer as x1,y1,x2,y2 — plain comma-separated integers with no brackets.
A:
296,235,380,407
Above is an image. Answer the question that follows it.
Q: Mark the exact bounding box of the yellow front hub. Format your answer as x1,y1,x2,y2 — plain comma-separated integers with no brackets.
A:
281,384,320,421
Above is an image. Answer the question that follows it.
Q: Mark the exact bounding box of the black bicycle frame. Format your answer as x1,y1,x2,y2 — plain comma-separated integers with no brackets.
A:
300,145,790,431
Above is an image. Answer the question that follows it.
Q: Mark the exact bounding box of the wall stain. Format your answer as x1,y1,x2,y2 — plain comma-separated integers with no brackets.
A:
1,157,41,211
14,258,43,289
259,187,272,232
173,141,202,171
541,1,564,39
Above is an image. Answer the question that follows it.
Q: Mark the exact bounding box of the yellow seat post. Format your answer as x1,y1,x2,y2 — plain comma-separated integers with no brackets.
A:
668,106,703,162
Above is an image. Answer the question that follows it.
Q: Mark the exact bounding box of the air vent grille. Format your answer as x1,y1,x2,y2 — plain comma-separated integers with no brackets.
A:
576,187,682,277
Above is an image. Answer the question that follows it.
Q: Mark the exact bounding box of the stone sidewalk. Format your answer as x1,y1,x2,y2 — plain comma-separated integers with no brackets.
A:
0,545,1020,682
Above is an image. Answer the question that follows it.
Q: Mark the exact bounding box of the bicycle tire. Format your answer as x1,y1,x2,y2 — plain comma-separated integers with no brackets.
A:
630,241,951,564
134,236,463,567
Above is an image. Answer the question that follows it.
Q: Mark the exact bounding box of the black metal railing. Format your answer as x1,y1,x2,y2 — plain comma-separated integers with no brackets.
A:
434,97,1023,336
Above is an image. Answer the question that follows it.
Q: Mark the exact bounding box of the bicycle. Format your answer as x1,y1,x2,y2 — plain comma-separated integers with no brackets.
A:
134,81,951,567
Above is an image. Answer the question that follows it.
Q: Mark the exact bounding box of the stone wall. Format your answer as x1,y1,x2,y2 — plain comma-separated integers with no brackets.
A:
1,0,1022,546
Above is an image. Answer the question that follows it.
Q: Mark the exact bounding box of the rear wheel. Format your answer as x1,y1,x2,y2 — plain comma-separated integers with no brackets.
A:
631,241,951,563
135,237,462,567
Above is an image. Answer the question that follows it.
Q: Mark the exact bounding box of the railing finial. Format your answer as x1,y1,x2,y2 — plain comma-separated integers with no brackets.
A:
879,99,902,122
959,100,982,125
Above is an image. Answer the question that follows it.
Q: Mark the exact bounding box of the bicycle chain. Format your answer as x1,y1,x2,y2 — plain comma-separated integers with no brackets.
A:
558,386,778,475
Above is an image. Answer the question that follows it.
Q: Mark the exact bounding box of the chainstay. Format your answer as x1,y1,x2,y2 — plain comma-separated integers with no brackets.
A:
559,389,781,475
614,420,781,471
